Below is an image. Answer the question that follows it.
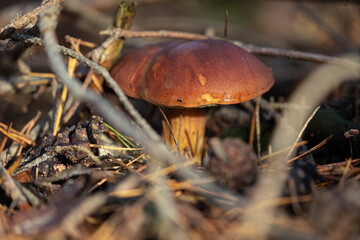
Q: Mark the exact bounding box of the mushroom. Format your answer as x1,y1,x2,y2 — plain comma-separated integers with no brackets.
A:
111,39,274,164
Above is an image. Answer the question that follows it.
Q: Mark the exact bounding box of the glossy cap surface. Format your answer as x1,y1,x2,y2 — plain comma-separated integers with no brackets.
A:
111,39,274,108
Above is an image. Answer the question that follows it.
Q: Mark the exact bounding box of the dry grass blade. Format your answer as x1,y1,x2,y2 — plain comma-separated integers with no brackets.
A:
167,177,215,191
287,135,333,163
28,72,56,78
108,188,145,198
145,158,197,181
19,111,42,137
255,96,262,158
89,144,144,151
260,140,307,162
89,74,105,94
107,154,145,176
65,35,96,48
159,107,181,155
125,154,146,167
14,111,42,158
0,123,35,146
6,156,23,175
286,106,320,159
317,159,360,173
63,70,93,123
337,158,357,189
0,122,12,153
53,39,80,136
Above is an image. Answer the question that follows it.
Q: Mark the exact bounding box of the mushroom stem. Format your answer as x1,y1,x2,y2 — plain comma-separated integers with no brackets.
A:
162,108,205,165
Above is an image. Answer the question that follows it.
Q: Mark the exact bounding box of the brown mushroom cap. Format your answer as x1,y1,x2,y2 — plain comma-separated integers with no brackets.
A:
111,39,274,108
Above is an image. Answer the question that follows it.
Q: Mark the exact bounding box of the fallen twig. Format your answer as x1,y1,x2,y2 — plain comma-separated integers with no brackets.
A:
0,0,64,40
100,28,209,41
101,28,360,71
